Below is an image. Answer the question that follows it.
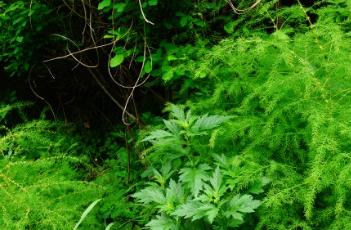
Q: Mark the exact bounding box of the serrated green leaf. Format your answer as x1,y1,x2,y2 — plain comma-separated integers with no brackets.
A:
229,194,261,214
152,168,165,186
172,200,202,219
227,211,244,221
191,115,232,134
173,201,218,223
166,180,184,202
133,186,166,204
164,104,185,121
142,130,173,142
179,164,210,197
209,167,222,193
160,162,174,181
146,215,178,230
163,120,180,135
196,203,219,223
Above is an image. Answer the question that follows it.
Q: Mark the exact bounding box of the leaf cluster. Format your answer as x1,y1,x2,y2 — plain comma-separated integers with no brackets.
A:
134,104,265,229
0,103,108,229
0,0,56,76
164,4,351,228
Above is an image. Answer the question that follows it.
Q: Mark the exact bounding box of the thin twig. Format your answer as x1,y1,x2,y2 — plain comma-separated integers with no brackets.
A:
28,66,57,120
121,37,152,125
43,35,115,63
138,0,155,25
226,0,262,14
87,68,137,121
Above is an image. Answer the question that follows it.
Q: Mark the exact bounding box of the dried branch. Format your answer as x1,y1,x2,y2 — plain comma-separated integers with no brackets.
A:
226,0,262,14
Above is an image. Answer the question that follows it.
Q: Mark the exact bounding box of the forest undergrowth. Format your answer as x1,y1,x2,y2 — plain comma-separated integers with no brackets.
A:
1,0,351,229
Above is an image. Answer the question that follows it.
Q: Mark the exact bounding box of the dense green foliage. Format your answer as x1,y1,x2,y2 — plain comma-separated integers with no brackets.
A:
0,1,55,75
1,0,351,229
0,105,99,228
177,27,351,229
134,105,263,228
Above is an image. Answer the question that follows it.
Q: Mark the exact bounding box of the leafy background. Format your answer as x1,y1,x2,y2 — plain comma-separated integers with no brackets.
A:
1,0,351,229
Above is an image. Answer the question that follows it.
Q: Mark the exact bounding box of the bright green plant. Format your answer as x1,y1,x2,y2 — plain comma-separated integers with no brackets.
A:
134,166,263,229
162,3,351,228
134,104,265,229
2,1,351,230
0,156,102,229
0,103,104,229
0,120,80,158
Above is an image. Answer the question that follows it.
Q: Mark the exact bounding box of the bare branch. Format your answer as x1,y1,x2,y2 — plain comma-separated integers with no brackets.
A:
138,0,155,25
226,0,262,14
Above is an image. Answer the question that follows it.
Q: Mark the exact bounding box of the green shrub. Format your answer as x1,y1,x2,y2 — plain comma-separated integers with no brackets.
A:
2,1,351,229
0,104,103,229
165,9,351,229
0,0,55,76
0,156,102,229
134,104,265,229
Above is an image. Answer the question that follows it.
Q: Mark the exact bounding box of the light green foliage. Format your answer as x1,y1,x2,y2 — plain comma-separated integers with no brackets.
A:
0,157,101,229
0,104,103,229
74,199,102,230
78,128,146,229
140,104,232,163
3,0,351,229
0,120,79,158
134,105,263,229
163,2,351,228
